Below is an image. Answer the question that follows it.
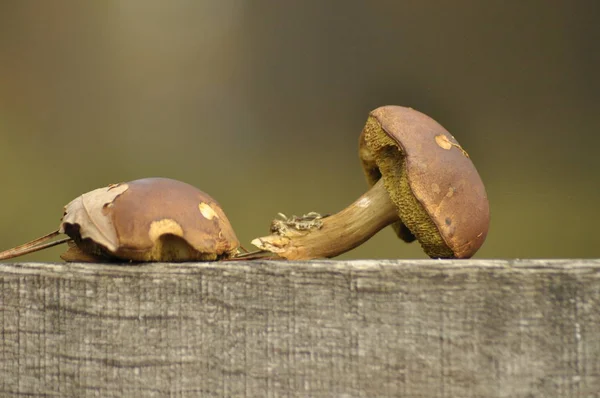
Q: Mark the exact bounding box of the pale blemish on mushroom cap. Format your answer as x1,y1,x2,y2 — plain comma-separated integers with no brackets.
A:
148,219,184,242
198,202,219,220
435,134,453,150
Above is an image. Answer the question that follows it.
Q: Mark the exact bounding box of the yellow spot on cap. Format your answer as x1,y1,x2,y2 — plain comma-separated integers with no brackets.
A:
199,202,219,220
435,134,470,158
435,134,453,150
149,219,183,242
431,183,441,195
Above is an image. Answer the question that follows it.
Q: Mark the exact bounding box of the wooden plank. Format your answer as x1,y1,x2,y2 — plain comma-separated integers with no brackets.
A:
1,259,599,397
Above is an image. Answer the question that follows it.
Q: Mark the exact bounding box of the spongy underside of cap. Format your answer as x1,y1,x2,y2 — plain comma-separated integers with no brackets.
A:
363,117,454,258
63,224,228,262
129,234,220,262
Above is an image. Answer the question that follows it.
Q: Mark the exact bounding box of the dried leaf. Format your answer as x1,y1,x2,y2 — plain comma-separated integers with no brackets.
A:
59,183,129,253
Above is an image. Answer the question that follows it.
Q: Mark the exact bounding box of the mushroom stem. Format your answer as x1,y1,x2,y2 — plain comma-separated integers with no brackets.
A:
251,179,398,260
0,231,71,260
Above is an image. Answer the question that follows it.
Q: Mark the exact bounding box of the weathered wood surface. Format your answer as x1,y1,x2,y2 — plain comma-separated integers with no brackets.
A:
1,259,599,397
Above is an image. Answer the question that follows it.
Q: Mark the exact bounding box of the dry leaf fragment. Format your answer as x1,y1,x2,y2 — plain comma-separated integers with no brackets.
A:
59,183,129,253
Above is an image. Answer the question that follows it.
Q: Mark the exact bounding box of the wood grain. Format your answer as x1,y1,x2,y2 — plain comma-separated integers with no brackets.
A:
1,259,599,397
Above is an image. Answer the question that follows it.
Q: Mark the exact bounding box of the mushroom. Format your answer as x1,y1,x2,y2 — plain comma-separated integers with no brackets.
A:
0,178,240,262
251,105,490,259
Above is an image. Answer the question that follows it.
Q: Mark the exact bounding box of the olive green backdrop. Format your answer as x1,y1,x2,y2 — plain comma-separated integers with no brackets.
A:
0,1,598,260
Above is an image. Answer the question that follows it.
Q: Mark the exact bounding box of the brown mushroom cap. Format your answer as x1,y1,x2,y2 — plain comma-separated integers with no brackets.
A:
60,178,239,261
359,106,490,258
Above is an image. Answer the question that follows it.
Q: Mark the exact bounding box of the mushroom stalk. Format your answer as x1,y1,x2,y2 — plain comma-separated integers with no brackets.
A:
252,179,398,259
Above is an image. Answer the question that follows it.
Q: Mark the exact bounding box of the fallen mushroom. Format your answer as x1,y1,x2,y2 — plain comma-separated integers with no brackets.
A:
0,178,240,262
251,105,490,259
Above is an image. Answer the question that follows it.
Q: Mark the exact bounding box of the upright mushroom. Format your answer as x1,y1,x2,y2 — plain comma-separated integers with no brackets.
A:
251,105,490,259
0,178,240,262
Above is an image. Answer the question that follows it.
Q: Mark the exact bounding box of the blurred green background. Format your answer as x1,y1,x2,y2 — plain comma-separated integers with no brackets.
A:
0,1,598,261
